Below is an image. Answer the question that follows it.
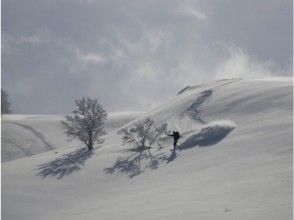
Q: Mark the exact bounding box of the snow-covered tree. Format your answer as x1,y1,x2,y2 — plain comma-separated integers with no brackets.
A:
118,118,167,150
61,97,107,151
1,89,12,114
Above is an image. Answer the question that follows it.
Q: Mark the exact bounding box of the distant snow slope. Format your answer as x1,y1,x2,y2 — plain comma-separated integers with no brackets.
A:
2,78,293,220
1,121,55,162
1,112,142,162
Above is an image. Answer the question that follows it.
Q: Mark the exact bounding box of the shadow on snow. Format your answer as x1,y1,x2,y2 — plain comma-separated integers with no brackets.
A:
178,124,235,150
104,124,235,178
36,147,93,179
104,147,167,178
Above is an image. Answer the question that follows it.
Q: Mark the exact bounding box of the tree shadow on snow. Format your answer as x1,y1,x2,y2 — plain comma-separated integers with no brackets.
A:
36,148,93,179
104,147,166,178
178,125,235,150
104,124,235,178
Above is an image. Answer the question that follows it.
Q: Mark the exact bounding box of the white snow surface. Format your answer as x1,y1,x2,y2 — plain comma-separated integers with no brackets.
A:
2,78,293,220
1,112,143,162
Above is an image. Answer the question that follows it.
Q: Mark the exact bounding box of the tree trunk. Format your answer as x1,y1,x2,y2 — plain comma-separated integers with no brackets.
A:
88,142,93,151
88,133,93,151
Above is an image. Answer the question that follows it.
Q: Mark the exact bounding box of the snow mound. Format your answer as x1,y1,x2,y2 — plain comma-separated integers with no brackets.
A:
179,120,236,149
1,122,55,162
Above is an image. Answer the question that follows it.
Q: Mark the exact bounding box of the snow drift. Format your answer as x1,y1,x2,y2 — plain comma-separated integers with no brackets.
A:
179,120,236,149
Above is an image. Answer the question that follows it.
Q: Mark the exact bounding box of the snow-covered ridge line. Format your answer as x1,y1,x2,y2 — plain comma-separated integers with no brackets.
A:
176,77,292,95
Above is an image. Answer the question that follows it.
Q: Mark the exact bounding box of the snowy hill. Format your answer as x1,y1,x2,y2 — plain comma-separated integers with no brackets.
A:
1,120,55,162
2,78,293,220
1,112,142,162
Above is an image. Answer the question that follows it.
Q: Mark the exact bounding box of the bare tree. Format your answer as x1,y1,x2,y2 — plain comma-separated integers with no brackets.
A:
1,89,12,114
61,97,107,151
118,118,167,150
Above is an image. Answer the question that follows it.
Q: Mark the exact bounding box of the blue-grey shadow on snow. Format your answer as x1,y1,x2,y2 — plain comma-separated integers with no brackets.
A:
104,124,235,177
104,122,236,177
166,148,177,163
36,147,93,179
178,125,235,150
104,147,166,178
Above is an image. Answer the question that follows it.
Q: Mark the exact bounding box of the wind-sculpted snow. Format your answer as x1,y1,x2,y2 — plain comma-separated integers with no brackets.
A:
177,78,242,96
181,89,213,123
178,120,236,150
177,86,190,95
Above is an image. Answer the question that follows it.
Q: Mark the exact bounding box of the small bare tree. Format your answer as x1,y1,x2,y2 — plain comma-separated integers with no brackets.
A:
118,118,167,150
1,89,12,114
61,97,107,151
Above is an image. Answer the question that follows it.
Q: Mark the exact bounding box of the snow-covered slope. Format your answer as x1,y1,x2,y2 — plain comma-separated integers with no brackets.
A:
1,112,142,162
2,78,293,220
1,121,55,162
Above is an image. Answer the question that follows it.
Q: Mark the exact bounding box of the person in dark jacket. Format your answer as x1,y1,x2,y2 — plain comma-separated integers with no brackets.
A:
168,131,181,148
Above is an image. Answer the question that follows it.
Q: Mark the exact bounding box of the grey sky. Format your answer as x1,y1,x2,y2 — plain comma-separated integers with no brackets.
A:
2,0,293,114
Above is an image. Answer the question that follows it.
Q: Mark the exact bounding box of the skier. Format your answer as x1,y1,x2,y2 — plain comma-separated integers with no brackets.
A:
168,131,181,149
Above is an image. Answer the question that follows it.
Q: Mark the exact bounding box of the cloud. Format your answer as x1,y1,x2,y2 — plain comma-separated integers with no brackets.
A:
180,4,207,20
19,28,51,44
2,33,16,55
79,0,95,4
3,28,51,45
78,51,107,64
2,0,292,114
2,28,51,55
212,43,292,79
